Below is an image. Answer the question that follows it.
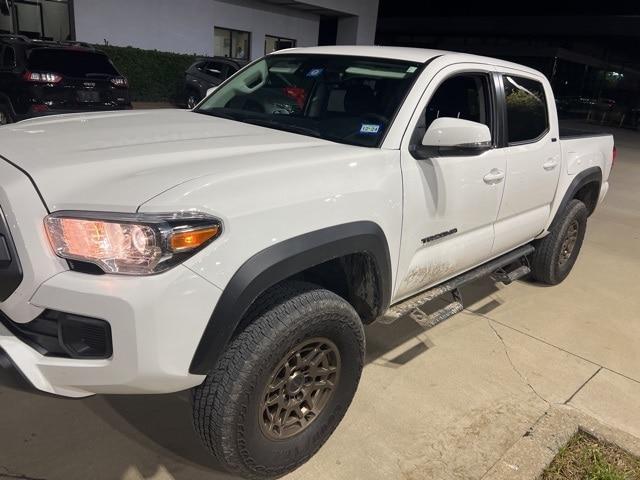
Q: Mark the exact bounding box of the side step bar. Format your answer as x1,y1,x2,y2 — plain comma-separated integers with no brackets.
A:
381,244,534,327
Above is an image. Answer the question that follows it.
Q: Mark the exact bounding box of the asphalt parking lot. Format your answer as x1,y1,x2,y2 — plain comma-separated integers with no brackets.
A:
1,122,638,480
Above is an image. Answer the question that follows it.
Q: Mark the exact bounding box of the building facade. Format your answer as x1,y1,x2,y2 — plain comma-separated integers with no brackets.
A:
0,0,379,58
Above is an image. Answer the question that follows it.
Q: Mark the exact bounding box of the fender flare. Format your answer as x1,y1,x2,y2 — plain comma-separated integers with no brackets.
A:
189,221,392,375
549,166,602,231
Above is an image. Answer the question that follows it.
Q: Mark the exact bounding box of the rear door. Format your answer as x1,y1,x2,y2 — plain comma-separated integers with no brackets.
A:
491,72,562,255
395,64,507,301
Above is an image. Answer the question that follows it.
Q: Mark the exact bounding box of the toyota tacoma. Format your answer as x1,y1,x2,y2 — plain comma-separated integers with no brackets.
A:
0,46,614,479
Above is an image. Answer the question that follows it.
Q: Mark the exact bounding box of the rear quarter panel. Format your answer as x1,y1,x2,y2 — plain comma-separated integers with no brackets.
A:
545,134,614,231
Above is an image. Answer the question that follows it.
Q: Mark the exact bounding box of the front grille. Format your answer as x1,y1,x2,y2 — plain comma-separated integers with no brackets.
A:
0,309,112,359
0,207,23,302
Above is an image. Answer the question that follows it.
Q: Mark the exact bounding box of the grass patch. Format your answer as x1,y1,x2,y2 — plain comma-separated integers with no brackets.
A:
542,431,640,480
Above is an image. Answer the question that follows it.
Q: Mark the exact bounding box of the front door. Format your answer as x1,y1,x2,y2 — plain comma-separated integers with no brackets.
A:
395,66,507,301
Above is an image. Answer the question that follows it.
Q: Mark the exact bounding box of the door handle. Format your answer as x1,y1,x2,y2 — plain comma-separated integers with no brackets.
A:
483,169,505,185
543,158,559,171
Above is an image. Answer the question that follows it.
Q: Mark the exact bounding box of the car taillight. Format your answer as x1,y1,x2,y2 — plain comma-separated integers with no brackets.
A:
23,71,63,83
612,146,617,167
110,77,128,88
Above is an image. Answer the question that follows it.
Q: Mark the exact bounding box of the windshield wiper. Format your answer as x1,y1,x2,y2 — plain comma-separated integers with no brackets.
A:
243,118,322,138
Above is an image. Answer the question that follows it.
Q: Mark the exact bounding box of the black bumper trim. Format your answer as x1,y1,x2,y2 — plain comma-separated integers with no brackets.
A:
0,345,35,393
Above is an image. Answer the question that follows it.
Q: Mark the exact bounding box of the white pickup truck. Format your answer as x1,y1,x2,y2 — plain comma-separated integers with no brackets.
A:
0,46,614,479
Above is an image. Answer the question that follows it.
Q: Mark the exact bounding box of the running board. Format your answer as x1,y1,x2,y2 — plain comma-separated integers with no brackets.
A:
380,244,534,326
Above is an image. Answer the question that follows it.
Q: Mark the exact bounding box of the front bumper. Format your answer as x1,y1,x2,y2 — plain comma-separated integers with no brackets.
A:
0,160,221,398
0,266,220,398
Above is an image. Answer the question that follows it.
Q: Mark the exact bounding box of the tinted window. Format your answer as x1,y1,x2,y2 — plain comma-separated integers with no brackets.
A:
197,54,422,148
503,75,548,143
27,49,119,77
414,73,492,143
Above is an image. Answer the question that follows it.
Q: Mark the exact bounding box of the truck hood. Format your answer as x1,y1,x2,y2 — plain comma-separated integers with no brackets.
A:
0,109,332,211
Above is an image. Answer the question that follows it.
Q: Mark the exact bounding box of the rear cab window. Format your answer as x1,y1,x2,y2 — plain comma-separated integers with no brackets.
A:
26,48,119,78
503,75,549,144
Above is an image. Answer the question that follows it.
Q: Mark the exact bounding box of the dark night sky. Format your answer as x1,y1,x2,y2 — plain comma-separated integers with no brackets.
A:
378,0,640,17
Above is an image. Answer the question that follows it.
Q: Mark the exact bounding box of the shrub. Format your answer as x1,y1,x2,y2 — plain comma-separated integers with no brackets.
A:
97,44,197,103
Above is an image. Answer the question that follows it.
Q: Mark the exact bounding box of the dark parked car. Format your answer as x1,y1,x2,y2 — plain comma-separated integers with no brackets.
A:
183,57,247,109
0,35,131,125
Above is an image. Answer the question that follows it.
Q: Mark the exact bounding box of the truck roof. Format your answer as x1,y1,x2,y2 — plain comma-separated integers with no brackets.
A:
274,45,543,77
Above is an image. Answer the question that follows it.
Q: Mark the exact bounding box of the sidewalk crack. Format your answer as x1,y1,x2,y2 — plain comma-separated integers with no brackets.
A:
487,319,551,406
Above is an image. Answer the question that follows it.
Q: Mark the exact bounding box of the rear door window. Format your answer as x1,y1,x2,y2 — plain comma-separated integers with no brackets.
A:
503,75,549,144
27,49,119,78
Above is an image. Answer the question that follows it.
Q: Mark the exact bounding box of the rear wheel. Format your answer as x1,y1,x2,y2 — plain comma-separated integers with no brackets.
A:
0,104,13,125
192,281,365,479
529,199,588,285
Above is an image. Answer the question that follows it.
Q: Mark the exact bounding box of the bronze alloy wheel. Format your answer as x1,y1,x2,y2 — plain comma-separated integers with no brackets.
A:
260,337,341,440
559,219,579,266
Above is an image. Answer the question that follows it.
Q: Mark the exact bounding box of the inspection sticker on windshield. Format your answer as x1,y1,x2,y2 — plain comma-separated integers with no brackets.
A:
360,124,381,134
306,68,324,77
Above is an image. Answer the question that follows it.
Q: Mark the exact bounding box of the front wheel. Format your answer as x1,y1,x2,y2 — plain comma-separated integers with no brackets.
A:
192,281,365,479
529,199,588,285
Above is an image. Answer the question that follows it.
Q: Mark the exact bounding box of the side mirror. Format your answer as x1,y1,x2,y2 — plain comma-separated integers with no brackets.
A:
419,117,492,157
206,86,218,97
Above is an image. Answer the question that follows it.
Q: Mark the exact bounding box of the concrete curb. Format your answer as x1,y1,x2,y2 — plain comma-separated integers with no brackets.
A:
482,405,640,479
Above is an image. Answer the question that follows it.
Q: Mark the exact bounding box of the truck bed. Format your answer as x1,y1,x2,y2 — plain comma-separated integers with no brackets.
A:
559,127,612,140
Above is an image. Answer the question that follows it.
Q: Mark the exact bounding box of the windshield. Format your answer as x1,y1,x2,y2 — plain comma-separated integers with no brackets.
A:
27,49,120,78
195,54,422,147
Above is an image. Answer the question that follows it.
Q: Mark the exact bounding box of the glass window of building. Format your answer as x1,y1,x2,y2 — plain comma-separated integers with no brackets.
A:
214,27,250,60
0,0,71,41
265,35,296,54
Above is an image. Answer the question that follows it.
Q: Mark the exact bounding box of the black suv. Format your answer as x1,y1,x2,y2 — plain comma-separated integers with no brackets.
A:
184,57,247,109
0,35,131,124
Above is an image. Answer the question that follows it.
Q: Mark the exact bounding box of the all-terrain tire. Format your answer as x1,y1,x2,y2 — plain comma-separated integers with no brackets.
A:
192,281,365,480
529,199,588,285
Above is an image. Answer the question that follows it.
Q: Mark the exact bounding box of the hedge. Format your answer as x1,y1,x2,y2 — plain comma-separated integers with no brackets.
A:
97,44,198,103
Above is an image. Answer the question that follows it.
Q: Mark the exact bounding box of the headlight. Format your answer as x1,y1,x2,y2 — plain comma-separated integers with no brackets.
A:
44,211,222,275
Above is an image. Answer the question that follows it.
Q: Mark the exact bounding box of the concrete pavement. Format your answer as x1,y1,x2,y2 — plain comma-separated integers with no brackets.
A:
1,124,639,480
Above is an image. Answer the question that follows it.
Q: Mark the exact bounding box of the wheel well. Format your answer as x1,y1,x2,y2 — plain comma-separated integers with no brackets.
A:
189,221,391,375
232,252,384,339
573,181,600,215
297,253,383,324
